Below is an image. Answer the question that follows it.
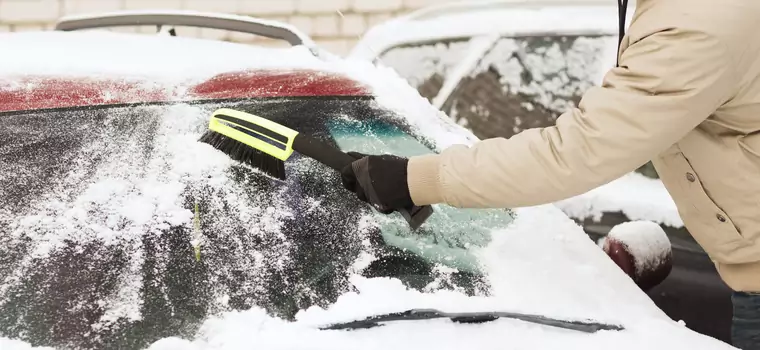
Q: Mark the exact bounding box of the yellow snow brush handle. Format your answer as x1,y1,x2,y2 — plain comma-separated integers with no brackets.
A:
204,108,434,230
208,108,299,161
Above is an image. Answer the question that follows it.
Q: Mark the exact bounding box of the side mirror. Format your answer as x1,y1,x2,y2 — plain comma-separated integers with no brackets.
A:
600,221,673,291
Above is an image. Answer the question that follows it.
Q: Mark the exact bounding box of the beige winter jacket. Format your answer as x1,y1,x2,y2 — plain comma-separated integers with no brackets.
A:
407,0,760,292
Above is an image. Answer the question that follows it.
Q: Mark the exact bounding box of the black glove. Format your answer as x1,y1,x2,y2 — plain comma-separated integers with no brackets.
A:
340,152,414,214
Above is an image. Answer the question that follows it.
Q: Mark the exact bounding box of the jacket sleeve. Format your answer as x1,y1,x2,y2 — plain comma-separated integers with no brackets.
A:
407,27,737,208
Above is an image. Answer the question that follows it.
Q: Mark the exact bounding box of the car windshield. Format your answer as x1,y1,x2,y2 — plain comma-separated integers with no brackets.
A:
0,96,513,349
379,34,660,179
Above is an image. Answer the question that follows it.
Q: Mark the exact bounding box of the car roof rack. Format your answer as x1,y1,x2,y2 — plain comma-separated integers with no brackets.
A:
54,9,315,48
401,0,629,22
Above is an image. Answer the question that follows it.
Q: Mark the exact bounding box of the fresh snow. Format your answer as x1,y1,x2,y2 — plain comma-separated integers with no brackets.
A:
431,34,500,109
555,172,683,228
0,337,55,350
470,35,616,112
0,31,321,82
0,30,729,350
143,207,730,349
376,39,471,89
350,3,630,60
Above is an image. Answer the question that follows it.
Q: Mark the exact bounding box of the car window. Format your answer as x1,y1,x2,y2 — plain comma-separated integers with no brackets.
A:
434,34,659,178
441,35,613,138
0,97,512,349
378,39,472,102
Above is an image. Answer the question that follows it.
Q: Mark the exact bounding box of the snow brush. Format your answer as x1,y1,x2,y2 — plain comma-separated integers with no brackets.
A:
198,108,434,230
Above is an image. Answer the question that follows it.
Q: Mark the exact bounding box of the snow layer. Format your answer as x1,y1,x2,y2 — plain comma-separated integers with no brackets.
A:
0,103,295,332
0,31,728,350
606,221,672,275
137,206,731,350
555,172,683,228
378,39,471,88
471,35,616,112
0,31,321,83
351,3,628,60
0,337,55,350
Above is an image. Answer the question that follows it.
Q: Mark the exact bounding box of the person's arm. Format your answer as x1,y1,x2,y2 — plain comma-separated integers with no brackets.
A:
407,27,737,208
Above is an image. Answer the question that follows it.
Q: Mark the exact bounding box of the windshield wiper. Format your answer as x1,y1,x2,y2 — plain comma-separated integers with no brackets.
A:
319,309,624,333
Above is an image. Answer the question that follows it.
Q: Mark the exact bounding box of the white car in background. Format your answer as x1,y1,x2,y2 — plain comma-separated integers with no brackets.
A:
0,9,735,350
349,0,734,343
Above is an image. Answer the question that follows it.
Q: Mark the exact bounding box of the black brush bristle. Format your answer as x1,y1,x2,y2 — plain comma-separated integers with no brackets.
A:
199,130,287,180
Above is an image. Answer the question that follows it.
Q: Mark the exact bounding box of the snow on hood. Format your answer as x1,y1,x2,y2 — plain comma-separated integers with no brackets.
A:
2,207,731,350
0,31,725,349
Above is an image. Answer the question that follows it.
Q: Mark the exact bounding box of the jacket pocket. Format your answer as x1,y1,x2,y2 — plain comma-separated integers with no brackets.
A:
657,151,752,264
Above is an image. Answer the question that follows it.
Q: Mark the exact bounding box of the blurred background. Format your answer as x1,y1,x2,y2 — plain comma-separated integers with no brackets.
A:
0,0,612,56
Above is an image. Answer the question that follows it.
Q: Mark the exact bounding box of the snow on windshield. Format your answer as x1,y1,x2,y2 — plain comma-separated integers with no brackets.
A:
0,30,722,350
0,103,298,334
378,40,471,89
471,35,613,114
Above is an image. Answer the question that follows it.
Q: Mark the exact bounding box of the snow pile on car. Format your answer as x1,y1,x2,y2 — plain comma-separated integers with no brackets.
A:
554,172,683,228
604,221,672,276
134,206,729,350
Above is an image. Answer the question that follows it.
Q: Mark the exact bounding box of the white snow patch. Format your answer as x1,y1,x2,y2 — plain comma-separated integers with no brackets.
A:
554,172,682,228
606,221,672,275
469,35,616,114
351,4,627,61
378,39,471,88
138,272,734,350
137,206,731,350
0,31,323,84
431,34,500,109
0,337,55,350
350,251,377,273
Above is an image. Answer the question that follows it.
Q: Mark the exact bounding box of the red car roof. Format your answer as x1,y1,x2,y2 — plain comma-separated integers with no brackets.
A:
0,68,372,113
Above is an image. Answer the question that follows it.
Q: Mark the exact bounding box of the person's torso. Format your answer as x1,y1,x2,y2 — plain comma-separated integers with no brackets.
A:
620,0,760,290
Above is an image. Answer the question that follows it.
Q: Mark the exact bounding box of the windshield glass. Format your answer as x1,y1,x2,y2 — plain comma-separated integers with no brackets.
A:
327,118,512,274
0,97,513,349
441,34,658,179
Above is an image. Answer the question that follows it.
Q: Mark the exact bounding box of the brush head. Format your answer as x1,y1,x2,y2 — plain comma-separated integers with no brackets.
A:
199,129,286,180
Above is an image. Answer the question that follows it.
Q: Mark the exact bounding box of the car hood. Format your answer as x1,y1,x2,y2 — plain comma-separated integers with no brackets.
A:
0,31,730,350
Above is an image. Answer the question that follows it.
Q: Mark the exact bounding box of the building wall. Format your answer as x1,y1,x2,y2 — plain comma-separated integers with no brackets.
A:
0,0,621,56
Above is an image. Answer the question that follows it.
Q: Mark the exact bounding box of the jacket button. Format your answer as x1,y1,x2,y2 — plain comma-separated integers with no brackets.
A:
717,214,727,222
686,173,696,182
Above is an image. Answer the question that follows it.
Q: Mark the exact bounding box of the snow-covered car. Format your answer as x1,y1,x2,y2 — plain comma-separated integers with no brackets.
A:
349,0,734,342
0,10,735,350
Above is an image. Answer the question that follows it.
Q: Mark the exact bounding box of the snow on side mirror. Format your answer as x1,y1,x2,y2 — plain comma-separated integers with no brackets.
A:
599,221,673,292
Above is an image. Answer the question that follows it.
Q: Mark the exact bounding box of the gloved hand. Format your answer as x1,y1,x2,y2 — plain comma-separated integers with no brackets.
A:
340,152,414,214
